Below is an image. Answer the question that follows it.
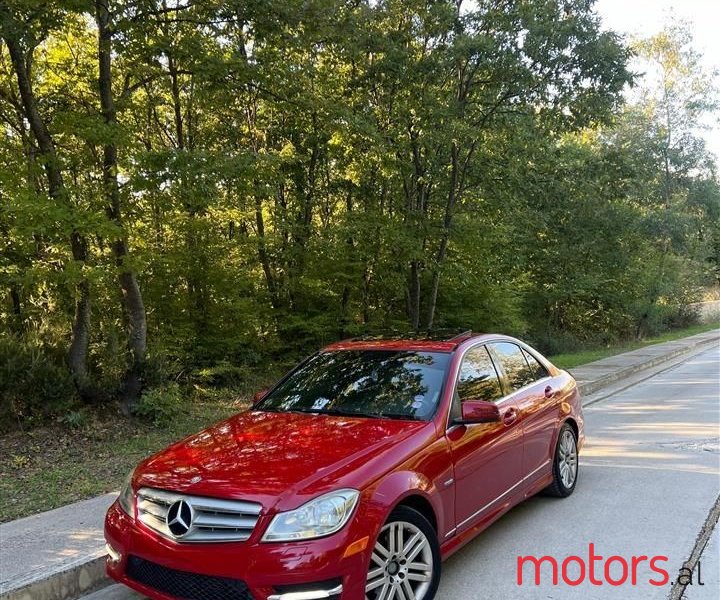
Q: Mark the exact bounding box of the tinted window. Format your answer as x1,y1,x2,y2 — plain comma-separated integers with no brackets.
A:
490,342,535,391
456,346,503,402
523,349,549,381
258,350,450,420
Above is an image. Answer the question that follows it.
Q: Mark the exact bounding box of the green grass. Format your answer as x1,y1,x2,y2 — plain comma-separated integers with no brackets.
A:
549,322,720,370
2,321,718,523
0,390,248,523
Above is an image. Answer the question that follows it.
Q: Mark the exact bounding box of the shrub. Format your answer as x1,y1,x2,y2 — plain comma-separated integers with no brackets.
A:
132,383,183,426
0,335,78,432
191,361,250,387
57,409,90,429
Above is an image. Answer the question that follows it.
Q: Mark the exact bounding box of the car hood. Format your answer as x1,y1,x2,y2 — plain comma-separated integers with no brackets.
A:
134,410,431,511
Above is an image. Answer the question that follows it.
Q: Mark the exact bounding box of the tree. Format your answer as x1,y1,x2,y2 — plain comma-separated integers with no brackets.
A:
1,1,93,397
2,1,717,428
623,24,720,335
95,0,147,410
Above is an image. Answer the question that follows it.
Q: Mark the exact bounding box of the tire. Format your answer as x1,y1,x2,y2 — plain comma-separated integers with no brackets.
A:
365,506,441,600
544,423,579,497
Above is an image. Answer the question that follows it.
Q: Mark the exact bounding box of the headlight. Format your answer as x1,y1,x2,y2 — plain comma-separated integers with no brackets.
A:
117,470,135,517
262,489,359,542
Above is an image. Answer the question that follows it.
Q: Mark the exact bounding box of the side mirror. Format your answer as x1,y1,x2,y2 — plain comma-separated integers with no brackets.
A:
458,400,500,424
252,388,269,406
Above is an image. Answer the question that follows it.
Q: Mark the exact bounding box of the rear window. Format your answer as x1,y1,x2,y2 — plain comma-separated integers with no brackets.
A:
490,342,536,391
522,349,549,381
258,350,451,420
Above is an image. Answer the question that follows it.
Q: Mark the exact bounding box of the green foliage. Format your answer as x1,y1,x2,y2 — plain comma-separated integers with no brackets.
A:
57,409,89,429
132,383,183,426
1,3,718,428
0,335,78,431
192,362,253,388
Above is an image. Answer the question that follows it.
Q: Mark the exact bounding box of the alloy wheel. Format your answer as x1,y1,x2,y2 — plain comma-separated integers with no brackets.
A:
366,520,434,600
558,428,577,488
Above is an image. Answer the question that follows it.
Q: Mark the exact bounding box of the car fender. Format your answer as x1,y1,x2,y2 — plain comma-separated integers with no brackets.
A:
363,470,447,544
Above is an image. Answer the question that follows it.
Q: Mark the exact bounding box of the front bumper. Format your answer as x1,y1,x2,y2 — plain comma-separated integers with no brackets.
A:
105,500,373,600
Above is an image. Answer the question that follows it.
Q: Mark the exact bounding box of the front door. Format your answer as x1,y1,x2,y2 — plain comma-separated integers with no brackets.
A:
446,344,524,533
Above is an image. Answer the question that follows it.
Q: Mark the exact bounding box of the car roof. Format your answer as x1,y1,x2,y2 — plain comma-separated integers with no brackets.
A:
322,330,498,353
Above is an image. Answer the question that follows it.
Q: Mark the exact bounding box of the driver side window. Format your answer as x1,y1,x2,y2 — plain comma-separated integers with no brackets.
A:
457,346,504,403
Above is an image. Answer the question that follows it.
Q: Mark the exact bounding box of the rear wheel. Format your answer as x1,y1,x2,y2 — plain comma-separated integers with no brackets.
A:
545,423,578,497
365,506,441,600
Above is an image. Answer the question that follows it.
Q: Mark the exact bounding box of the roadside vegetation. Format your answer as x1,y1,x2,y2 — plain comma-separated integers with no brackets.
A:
0,391,244,523
1,320,717,523
1,4,718,442
550,321,720,370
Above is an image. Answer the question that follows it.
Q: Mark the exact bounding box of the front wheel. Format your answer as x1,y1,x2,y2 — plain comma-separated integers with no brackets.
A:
545,423,579,497
365,506,441,600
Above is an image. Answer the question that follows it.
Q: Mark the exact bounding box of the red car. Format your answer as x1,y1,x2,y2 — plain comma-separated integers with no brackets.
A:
105,332,584,600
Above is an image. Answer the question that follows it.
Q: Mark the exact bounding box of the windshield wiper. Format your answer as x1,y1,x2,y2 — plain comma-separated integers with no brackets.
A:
319,408,382,419
321,409,419,421
261,407,419,421
377,412,420,421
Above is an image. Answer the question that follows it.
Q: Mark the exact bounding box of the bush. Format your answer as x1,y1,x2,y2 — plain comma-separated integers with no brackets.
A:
132,383,183,426
191,361,250,387
57,409,90,429
0,335,78,432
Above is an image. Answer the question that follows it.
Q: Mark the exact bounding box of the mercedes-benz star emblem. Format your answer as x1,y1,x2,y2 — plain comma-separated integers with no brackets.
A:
166,499,193,538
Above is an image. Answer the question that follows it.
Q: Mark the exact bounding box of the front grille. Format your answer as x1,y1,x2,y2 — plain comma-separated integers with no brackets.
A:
126,555,254,600
137,487,262,542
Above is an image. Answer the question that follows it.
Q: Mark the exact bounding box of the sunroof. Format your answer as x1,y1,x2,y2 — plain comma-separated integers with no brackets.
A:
352,329,474,342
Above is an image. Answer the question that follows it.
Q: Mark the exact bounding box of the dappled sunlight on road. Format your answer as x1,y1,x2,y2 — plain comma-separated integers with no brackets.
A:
580,461,717,474
600,403,685,412
610,422,719,436
580,438,718,474
579,347,719,477
582,446,681,460
69,530,104,542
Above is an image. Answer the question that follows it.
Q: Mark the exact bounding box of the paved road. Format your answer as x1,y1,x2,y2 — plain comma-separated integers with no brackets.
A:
82,346,720,600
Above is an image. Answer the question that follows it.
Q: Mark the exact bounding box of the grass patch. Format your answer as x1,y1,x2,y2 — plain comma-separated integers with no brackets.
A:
549,322,720,370
2,323,717,523
0,389,249,523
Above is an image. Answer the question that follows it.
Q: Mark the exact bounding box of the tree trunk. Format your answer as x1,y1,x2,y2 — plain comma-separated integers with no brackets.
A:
3,33,93,398
10,287,21,318
8,286,22,332
426,142,460,330
408,260,421,330
255,191,280,309
96,0,148,412
162,24,207,328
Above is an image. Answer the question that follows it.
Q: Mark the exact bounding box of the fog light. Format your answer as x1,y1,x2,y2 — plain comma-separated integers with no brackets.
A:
105,542,122,563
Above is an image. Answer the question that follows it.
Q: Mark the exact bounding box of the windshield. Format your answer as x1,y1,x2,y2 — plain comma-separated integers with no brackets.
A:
257,350,451,420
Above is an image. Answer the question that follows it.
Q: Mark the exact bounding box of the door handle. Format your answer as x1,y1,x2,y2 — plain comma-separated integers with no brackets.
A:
502,408,518,425
544,385,555,399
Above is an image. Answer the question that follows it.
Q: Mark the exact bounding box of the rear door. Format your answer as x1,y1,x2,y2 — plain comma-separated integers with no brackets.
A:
446,344,524,533
487,342,558,481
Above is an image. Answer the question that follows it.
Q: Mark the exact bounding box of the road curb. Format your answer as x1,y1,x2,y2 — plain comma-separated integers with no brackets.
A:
0,557,106,600
575,332,719,397
2,329,718,600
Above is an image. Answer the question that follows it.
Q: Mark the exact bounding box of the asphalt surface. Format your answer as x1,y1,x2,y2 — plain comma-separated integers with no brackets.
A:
80,345,720,600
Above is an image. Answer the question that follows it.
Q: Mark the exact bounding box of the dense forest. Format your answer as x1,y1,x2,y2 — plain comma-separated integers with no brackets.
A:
1,0,718,428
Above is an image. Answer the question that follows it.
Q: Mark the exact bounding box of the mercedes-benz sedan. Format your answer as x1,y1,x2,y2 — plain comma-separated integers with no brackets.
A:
105,331,584,600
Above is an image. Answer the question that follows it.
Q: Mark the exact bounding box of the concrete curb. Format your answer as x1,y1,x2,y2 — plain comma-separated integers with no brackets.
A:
575,330,719,396
0,492,117,600
0,557,106,600
1,329,718,600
